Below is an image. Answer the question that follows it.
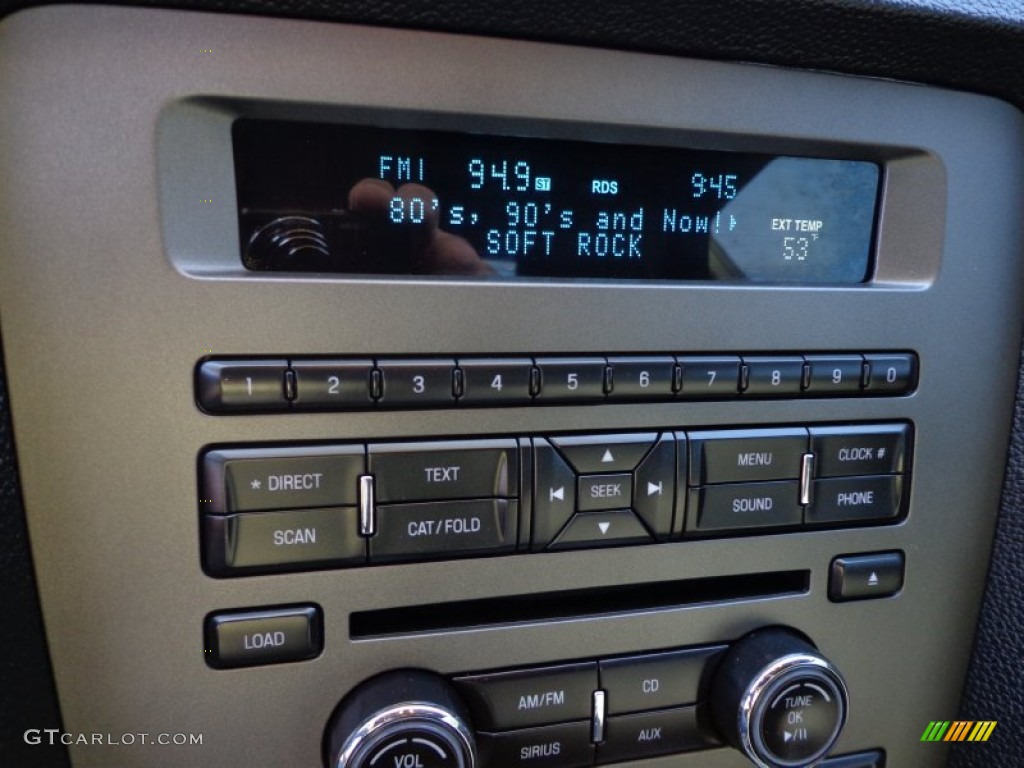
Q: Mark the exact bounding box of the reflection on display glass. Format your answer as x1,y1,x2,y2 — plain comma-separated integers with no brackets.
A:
233,120,880,283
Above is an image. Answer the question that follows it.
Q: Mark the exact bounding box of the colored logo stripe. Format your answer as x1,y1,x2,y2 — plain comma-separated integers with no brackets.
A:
922,720,998,742
921,721,950,741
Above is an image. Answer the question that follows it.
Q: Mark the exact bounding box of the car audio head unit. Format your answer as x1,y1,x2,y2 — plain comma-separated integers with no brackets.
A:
2,7,1023,768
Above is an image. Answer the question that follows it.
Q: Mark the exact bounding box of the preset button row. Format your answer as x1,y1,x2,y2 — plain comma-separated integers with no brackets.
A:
196,352,918,412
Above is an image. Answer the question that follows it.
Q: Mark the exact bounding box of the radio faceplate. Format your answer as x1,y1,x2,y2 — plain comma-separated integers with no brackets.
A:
1,6,1022,768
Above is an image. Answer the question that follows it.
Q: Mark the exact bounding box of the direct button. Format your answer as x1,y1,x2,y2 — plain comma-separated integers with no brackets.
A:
688,428,808,485
369,440,518,503
690,481,802,532
205,605,322,669
370,499,516,563
477,721,594,768
578,474,632,512
599,646,725,715
453,662,597,730
552,433,656,474
203,446,364,513
811,424,909,477
203,507,365,575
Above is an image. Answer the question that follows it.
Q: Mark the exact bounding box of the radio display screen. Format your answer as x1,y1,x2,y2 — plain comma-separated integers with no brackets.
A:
233,119,880,283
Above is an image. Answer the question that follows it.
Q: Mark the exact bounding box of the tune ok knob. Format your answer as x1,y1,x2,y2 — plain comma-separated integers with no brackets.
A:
710,628,849,768
325,669,476,768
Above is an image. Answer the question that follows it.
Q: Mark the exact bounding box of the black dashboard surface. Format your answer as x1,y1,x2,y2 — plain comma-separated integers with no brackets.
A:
0,2,1022,767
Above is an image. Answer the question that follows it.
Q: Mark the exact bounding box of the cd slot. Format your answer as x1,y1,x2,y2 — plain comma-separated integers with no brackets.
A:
349,570,809,638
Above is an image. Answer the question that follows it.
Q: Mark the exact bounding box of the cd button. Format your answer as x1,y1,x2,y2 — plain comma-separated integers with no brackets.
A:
453,662,597,730
548,510,652,550
606,356,676,400
196,360,289,412
551,433,656,474
534,357,607,403
690,481,802,532
377,359,456,406
290,360,374,408
742,356,805,396
203,507,365,575
599,646,725,714
458,358,533,405
369,439,518,502
370,499,516,563
688,428,808,485
577,474,633,512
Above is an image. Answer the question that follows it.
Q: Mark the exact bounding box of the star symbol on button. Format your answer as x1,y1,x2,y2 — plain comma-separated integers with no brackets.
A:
250,479,262,490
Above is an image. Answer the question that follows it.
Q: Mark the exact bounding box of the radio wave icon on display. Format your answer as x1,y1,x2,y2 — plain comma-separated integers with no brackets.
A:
246,215,330,270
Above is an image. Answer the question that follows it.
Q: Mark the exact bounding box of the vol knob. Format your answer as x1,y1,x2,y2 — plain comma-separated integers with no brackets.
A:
710,628,848,768
325,670,476,768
